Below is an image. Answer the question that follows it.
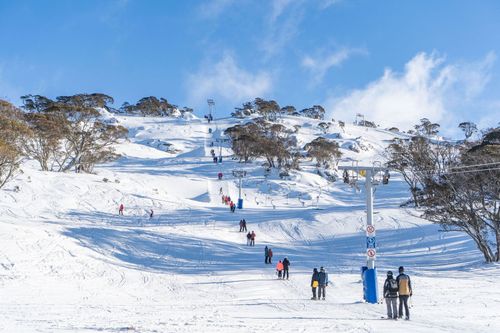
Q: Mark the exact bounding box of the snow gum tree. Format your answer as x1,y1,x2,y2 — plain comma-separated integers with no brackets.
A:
0,100,30,188
420,129,500,262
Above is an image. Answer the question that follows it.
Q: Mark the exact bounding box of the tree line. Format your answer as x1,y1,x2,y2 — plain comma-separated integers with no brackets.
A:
386,118,500,262
0,94,128,188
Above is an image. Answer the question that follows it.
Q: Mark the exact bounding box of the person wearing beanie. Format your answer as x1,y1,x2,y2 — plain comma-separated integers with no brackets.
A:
383,270,399,319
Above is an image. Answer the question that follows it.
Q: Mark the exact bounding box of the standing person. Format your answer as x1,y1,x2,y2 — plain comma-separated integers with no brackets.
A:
149,209,154,219
242,219,247,232
318,267,329,300
250,231,256,246
239,220,244,232
219,187,223,195
383,271,399,319
396,266,412,320
268,248,273,264
264,246,269,264
118,203,124,215
311,268,320,300
282,257,290,279
246,232,252,246
276,260,284,279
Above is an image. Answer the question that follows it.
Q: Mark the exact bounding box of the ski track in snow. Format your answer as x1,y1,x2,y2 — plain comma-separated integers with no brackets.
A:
0,115,499,332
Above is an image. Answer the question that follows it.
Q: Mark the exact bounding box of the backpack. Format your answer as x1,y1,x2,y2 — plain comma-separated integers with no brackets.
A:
388,278,398,293
398,275,411,295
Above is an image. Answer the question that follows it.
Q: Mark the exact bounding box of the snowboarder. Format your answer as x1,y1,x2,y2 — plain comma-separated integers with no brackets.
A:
250,231,256,246
318,267,328,300
242,219,247,232
311,268,320,300
246,232,252,246
149,209,154,219
396,266,412,320
282,257,290,279
268,248,273,264
264,246,269,263
383,270,399,319
276,260,284,279
118,204,124,215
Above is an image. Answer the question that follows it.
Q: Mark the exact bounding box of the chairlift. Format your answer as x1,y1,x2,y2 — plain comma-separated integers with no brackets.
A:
382,170,390,185
372,161,382,185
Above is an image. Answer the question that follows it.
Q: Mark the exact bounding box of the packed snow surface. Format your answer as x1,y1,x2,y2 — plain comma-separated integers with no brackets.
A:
1,115,498,332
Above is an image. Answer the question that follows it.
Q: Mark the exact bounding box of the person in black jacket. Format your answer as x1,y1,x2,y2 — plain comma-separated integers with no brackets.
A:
318,267,329,300
383,271,399,319
311,268,319,300
282,257,290,279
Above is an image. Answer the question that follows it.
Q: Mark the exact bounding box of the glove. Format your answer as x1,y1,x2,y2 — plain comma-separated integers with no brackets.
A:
410,292,413,297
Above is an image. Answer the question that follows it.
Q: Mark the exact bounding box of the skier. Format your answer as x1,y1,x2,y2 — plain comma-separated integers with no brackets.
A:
264,246,269,264
149,209,154,219
250,231,256,246
282,257,290,279
118,203,124,215
268,248,273,264
276,260,284,279
318,267,328,300
218,172,223,180
222,195,226,204
213,156,218,163
396,266,412,320
242,219,247,232
239,220,244,232
311,268,320,300
383,271,399,319
246,232,252,246
219,187,223,195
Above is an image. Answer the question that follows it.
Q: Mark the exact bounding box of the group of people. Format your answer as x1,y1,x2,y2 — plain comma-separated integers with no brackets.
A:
239,219,247,232
383,266,413,320
204,114,213,123
221,195,235,212
246,231,256,246
264,246,273,264
310,267,329,300
275,258,290,279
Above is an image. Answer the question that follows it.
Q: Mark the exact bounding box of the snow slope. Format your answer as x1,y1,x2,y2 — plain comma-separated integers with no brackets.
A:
0,114,498,333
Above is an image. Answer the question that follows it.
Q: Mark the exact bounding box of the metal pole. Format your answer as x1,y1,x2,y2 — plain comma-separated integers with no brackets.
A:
365,169,375,269
238,177,242,200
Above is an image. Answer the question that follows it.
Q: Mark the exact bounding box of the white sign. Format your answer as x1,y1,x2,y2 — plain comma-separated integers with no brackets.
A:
367,248,376,258
366,225,375,235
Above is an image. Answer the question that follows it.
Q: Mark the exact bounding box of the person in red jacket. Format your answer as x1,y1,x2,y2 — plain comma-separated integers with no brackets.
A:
118,203,124,215
250,231,256,246
276,260,284,279
268,248,273,264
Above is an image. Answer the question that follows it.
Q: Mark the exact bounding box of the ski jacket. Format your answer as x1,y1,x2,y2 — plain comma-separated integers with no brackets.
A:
264,246,269,256
311,270,319,287
268,249,273,257
383,277,399,298
276,262,284,271
251,232,256,240
283,258,290,269
318,271,328,286
396,273,412,296
247,233,251,239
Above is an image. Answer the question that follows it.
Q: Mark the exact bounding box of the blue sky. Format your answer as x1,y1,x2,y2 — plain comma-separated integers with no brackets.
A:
0,0,499,136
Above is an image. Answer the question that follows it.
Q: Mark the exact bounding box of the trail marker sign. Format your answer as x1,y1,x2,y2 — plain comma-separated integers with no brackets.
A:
367,248,376,258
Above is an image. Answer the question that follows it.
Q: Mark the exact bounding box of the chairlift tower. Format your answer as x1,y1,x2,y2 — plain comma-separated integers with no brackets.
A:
339,163,390,304
232,170,247,209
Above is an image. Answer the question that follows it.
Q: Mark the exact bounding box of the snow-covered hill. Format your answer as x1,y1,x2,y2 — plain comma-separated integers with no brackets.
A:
1,114,498,332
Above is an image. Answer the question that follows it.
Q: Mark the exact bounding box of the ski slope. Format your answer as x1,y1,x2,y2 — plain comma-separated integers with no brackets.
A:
0,114,499,333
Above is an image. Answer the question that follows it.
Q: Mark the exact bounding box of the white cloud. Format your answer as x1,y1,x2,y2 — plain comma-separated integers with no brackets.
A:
319,0,342,10
324,52,496,133
186,54,273,106
197,0,235,19
302,47,365,84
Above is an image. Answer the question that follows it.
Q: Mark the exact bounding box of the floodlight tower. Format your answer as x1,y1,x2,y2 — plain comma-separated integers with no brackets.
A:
232,170,247,209
207,99,215,122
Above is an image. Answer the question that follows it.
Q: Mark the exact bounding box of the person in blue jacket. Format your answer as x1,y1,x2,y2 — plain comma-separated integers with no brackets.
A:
318,267,329,300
